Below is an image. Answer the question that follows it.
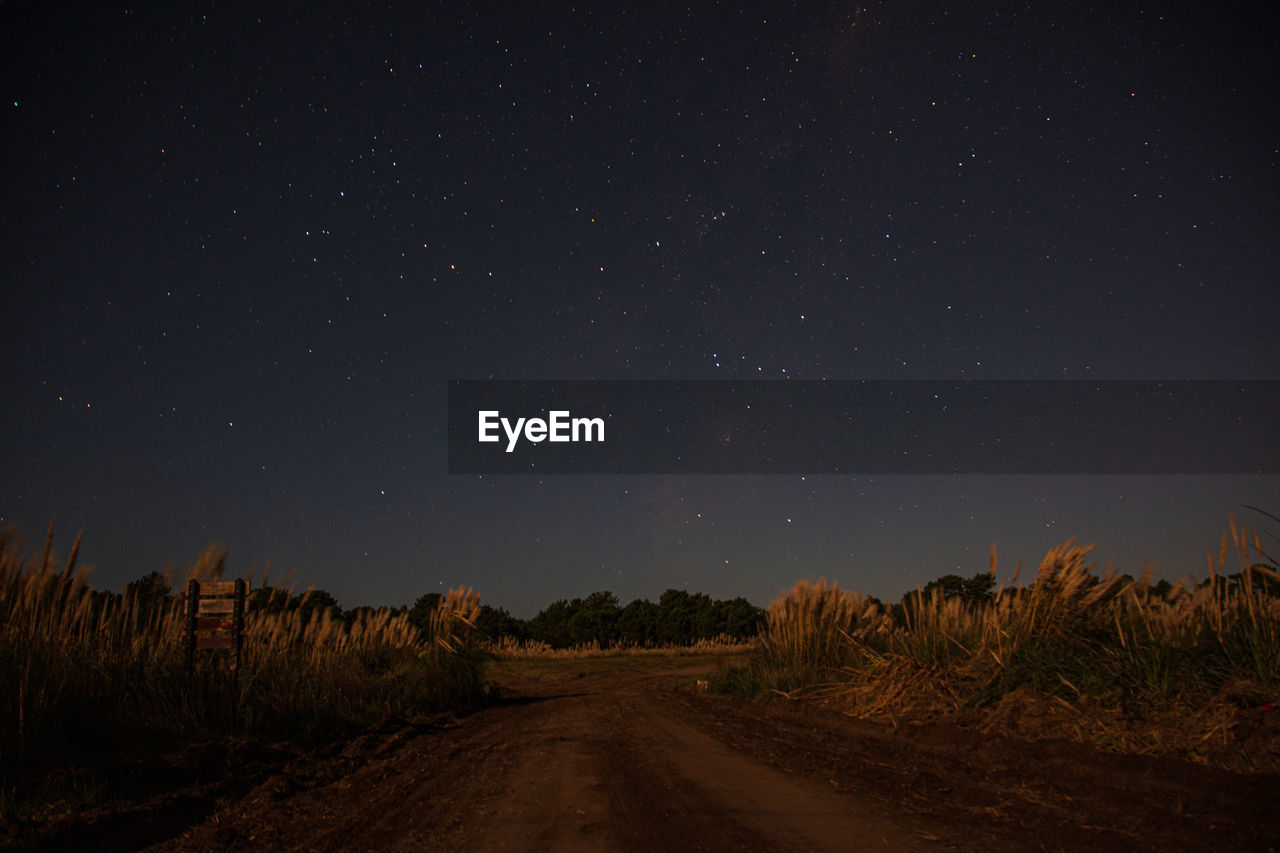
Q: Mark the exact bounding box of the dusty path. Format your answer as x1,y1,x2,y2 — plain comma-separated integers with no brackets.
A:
440,668,932,852
148,663,935,852
126,656,1277,852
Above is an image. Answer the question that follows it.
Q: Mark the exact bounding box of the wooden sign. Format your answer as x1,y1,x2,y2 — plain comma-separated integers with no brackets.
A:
185,578,247,673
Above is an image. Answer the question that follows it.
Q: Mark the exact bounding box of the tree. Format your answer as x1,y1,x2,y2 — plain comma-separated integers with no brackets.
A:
124,571,171,612
343,605,381,623
294,588,340,624
407,592,443,637
687,592,716,639
569,591,620,646
615,599,658,646
961,572,996,603
656,589,694,644
516,590,769,648
249,585,292,615
921,571,996,605
529,598,577,647
713,597,766,639
475,604,524,641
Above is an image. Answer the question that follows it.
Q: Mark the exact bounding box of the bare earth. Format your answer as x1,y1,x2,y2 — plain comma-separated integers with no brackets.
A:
11,655,1279,851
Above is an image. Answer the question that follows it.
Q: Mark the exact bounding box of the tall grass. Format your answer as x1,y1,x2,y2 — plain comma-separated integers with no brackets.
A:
0,526,488,811
725,517,1280,763
751,580,881,691
233,580,486,738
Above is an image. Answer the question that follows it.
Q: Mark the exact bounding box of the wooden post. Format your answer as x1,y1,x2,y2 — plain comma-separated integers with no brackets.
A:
185,579,199,675
232,578,246,673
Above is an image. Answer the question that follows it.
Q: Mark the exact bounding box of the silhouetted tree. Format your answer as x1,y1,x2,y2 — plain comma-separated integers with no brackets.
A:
615,599,658,646
567,591,619,645
529,598,577,647
407,592,443,637
713,597,766,639
124,571,172,612
475,604,524,641
249,586,290,615
294,589,340,625
921,571,996,605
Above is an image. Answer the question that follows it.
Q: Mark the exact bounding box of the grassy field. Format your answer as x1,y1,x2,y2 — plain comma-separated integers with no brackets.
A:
717,517,1280,771
5,512,1277,822
0,527,488,821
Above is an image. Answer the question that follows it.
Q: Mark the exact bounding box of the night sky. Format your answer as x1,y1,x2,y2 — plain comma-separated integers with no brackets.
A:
4,2,1277,616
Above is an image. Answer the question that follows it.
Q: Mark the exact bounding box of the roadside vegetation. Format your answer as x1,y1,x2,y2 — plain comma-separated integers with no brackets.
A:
0,525,760,823
484,589,764,653
0,526,486,822
717,512,1280,771
6,508,1277,822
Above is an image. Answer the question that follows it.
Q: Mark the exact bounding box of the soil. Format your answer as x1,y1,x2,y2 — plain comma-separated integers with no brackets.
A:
6,656,1278,852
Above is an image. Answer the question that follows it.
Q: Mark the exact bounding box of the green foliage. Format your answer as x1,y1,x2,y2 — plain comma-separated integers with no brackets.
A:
520,588,765,649
719,596,767,637
920,571,996,605
569,591,620,645
529,598,576,647
475,604,524,642
615,599,658,645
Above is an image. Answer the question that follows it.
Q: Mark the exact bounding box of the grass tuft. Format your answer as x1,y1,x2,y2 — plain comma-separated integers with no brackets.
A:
723,516,1280,769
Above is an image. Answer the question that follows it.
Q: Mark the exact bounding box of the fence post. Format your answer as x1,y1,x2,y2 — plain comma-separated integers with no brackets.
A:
232,578,246,674
185,579,199,675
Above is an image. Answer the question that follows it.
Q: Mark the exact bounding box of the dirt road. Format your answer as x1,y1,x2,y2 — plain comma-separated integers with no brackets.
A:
122,656,1276,852
142,663,929,852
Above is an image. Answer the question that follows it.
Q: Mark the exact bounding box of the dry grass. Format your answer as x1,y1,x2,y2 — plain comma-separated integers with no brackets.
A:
761,579,883,669
720,516,1280,770
0,526,488,818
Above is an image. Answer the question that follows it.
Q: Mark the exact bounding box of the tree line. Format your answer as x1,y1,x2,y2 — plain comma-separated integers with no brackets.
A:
117,564,1280,649
117,572,767,648
406,588,765,648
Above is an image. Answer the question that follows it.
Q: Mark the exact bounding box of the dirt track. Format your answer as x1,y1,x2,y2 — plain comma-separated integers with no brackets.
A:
139,663,927,852
116,656,1275,852
6,655,1267,852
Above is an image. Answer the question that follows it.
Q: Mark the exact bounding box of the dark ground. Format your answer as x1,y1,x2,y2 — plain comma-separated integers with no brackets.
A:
5,655,1277,852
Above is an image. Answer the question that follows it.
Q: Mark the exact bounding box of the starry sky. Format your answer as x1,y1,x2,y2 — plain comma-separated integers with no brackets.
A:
3,2,1277,616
